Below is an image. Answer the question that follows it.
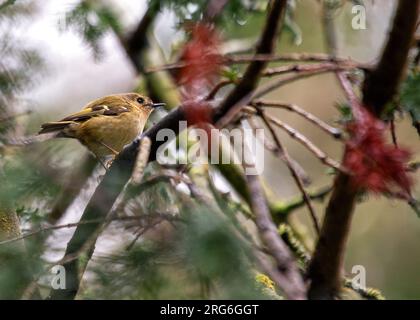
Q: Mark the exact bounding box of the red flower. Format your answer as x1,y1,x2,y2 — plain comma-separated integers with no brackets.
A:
344,107,412,196
177,23,222,126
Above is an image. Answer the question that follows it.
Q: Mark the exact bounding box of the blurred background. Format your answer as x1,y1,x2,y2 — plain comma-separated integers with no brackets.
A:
0,0,419,299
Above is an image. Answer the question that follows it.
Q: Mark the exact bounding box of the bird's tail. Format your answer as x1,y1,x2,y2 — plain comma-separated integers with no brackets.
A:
38,121,73,134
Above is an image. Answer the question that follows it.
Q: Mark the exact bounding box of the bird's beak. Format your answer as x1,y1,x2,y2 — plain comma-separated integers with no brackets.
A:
152,102,166,109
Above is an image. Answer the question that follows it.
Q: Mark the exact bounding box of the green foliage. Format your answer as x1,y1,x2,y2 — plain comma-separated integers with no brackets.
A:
63,0,121,59
336,102,353,123
221,66,240,82
400,72,420,134
86,202,269,299
0,0,42,138
0,242,34,299
0,0,16,12
0,2,42,92
0,42,42,98
0,0,36,21
0,151,61,213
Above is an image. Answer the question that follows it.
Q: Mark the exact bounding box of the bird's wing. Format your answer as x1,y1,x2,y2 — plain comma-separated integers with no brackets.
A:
39,105,130,134
61,104,130,122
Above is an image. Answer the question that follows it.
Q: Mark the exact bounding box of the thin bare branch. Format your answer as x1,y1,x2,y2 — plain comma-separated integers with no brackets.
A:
217,69,331,128
244,107,345,173
252,100,342,139
262,62,356,78
257,109,320,235
205,79,234,101
390,118,398,147
247,116,311,185
146,53,366,74
254,67,342,100
0,215,181,246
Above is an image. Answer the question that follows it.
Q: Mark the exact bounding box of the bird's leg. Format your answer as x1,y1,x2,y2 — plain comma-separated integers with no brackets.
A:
93,154,109,171
106,157,115,169
99,141,119,156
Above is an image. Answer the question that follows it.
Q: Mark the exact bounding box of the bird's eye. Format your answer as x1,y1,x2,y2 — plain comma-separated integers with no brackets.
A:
136,97,145,104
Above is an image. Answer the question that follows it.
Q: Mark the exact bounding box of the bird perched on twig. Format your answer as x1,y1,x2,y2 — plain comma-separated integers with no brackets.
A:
38,93,164,168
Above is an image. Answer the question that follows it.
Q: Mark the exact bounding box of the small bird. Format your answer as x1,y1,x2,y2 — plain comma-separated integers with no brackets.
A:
39,93,164,168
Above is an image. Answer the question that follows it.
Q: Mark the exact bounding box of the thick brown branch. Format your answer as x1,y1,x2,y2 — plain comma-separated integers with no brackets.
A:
214,0,287,119
125,2,161,72
363,0,420,117
245,167,306,299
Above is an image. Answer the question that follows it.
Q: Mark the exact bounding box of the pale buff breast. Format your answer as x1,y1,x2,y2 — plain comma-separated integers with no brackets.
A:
74,110,149,157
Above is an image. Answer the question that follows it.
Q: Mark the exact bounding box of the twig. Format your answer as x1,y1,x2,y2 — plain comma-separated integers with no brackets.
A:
267,114,345,172
244,107,345,173
205,79,234,100
207,62,356,103
336,72,364,119
252,100,342,139
262,62,356,78
0,216,176,246
390,118,398,147
227,53,354,65
270,185,332,219
247,116,311,185
146,53,365,73
257,109,320,235
217,69,331,128
125,216,167,251
254,68,341,101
